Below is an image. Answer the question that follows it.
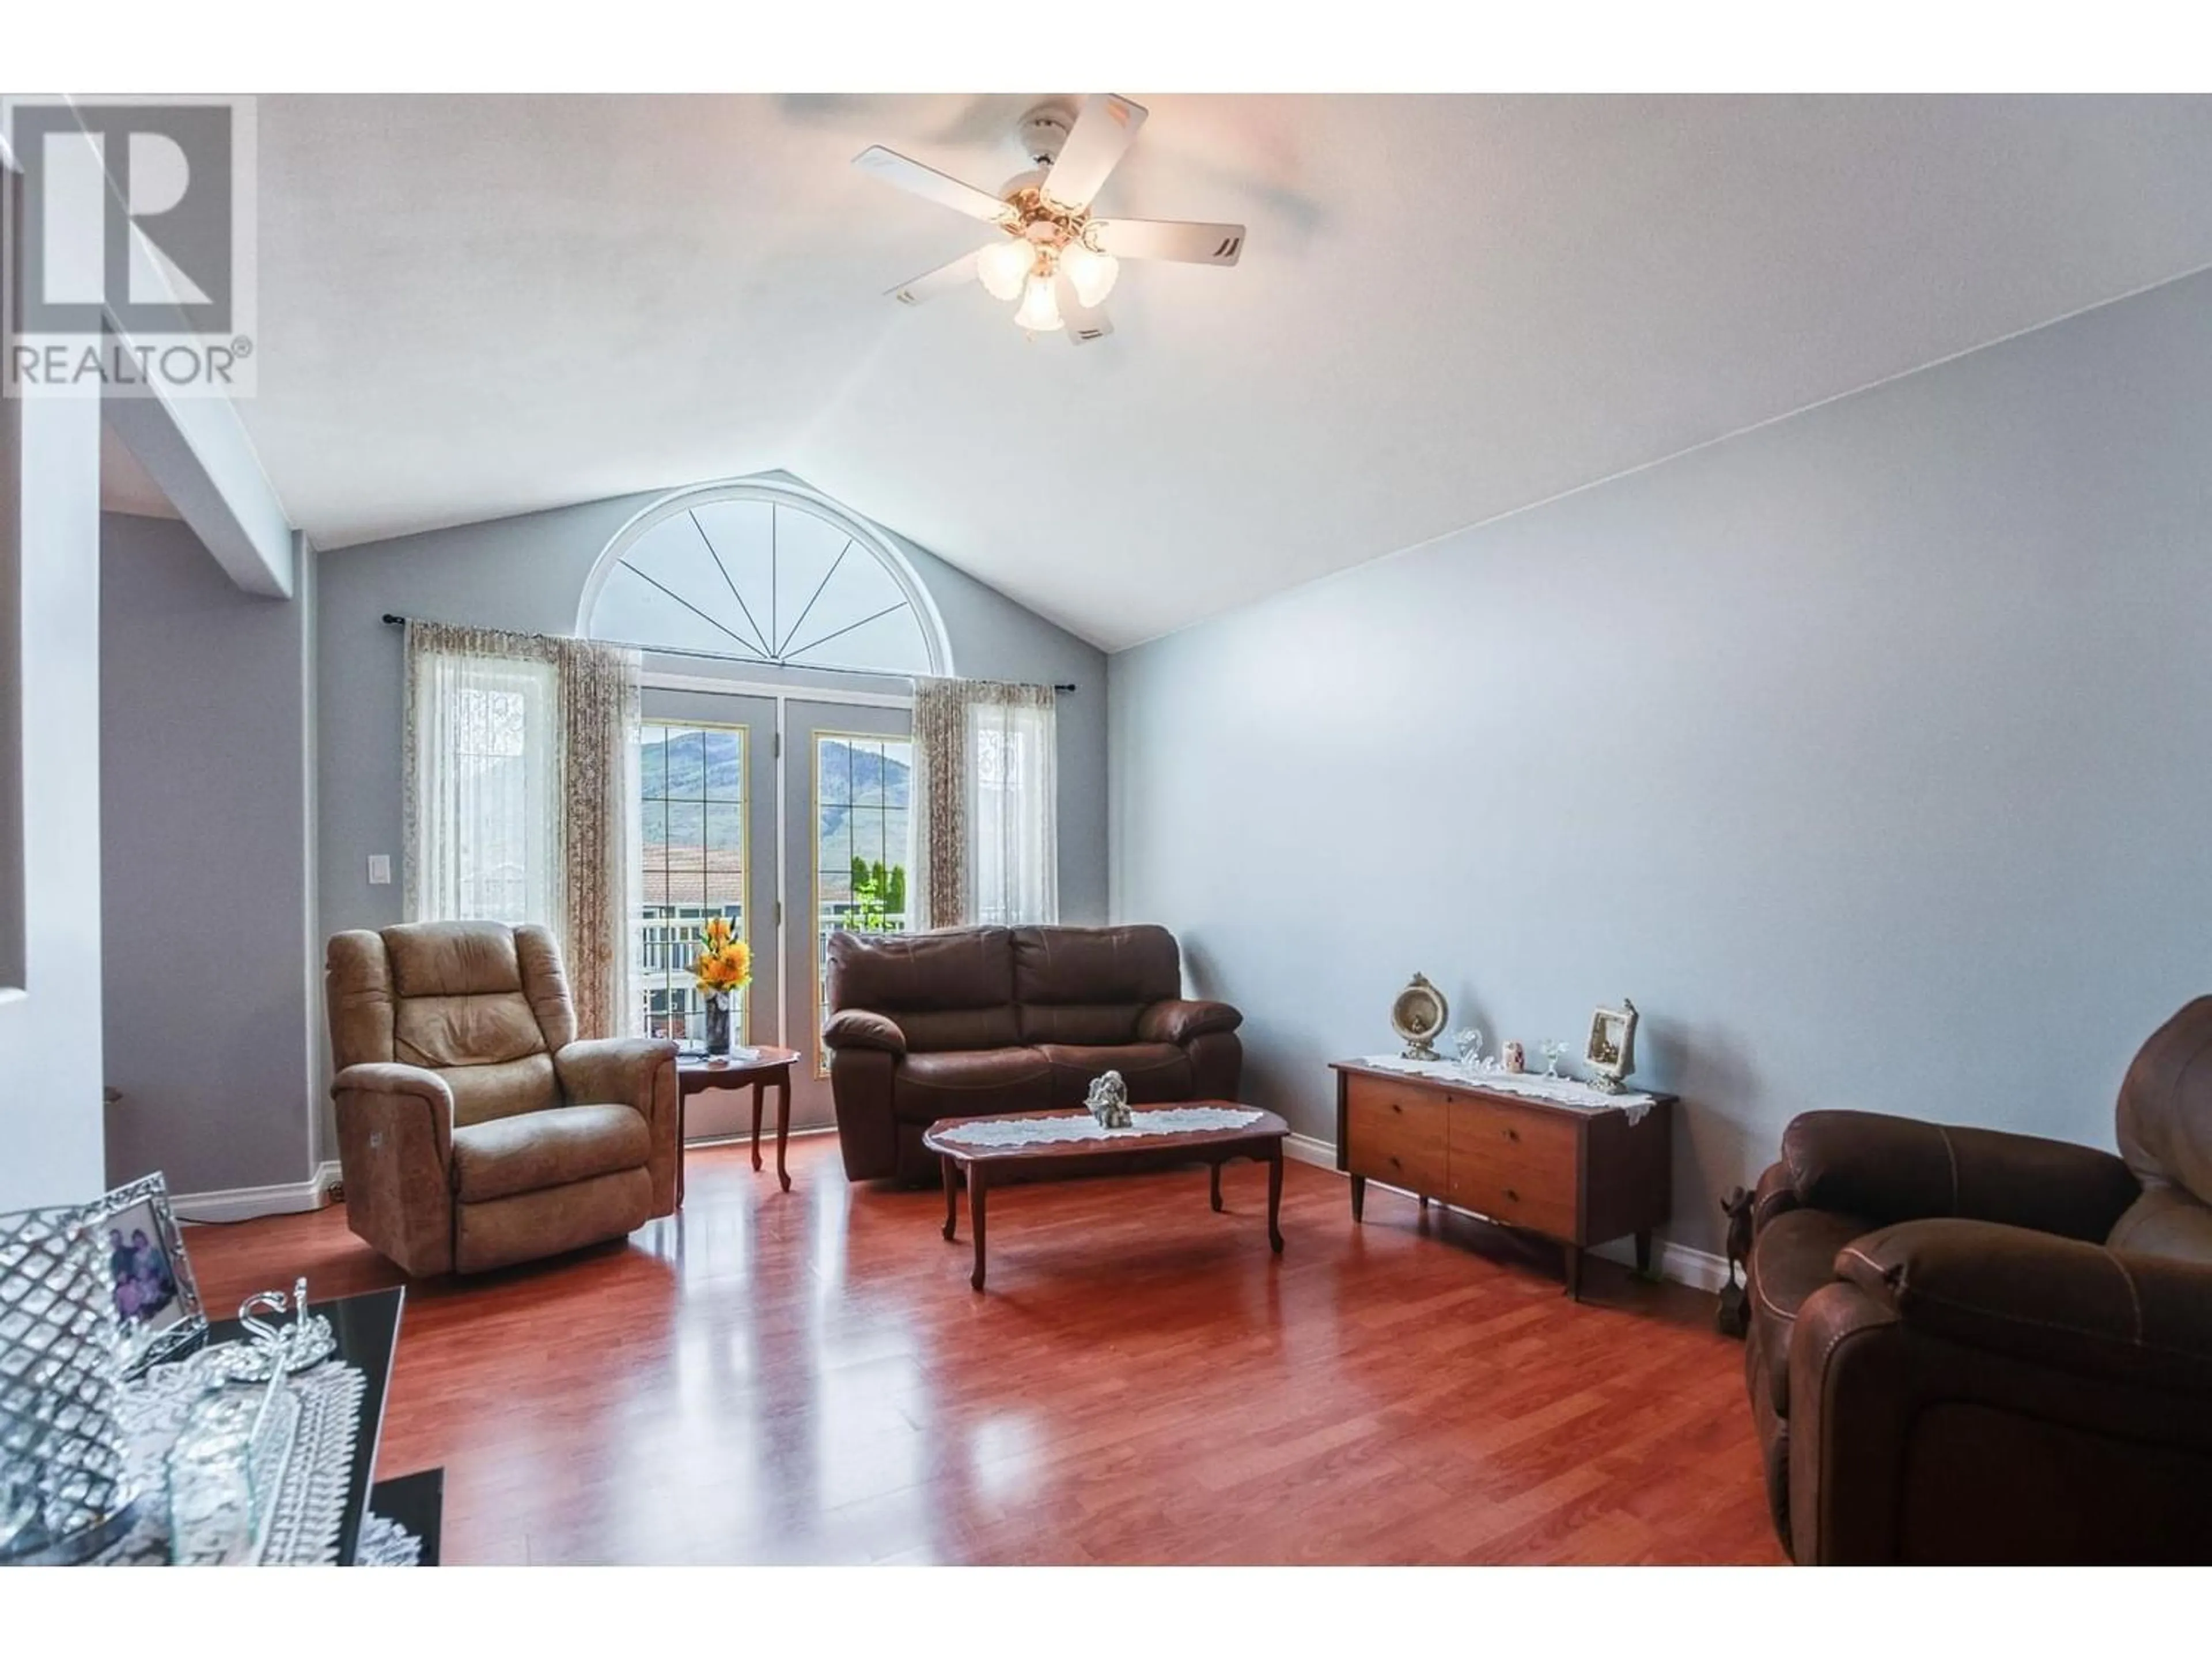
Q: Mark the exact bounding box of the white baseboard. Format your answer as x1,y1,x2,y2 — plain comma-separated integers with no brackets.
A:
176,1128,851,1224
1278,1132,1726,1293
1593,1234,1730,1293
175,1160,340,1225
684,1123,839,1148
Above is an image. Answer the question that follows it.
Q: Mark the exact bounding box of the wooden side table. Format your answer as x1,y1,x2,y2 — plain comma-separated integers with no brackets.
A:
675,1046,801,1202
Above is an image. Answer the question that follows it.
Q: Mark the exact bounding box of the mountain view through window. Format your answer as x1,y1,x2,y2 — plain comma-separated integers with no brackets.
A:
635,724,912,1044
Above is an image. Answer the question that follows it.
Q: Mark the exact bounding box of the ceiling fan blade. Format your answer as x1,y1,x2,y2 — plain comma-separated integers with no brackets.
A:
1041,94,1148,210
1058,278,1113,345
852,146,1010,223
1090,217,1246,267
887,248,985,307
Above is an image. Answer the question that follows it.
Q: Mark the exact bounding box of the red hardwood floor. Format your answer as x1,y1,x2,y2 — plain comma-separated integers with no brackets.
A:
183,1137,1783,1565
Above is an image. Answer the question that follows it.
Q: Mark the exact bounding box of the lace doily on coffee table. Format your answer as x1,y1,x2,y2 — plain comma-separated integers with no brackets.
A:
932,1105,1264,1149
356,1510,424,1567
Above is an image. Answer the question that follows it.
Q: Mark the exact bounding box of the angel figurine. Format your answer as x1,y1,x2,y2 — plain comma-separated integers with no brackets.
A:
1085,1070,1133,1129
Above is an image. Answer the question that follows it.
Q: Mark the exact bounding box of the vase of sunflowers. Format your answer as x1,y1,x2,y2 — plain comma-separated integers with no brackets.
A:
693,916,752,1056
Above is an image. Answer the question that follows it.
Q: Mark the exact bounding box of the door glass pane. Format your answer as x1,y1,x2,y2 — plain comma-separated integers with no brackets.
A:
703,803,744,908
702,728,743,800
815,732,912,1075
819,736,851,810
664,728,703,797
853,737,885,808
635,721,749,1043
665,801,706,908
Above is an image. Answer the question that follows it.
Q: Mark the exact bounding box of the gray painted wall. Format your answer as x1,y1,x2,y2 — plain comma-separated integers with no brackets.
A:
1109,268,2212,1260
878,516,1111,927
100,512,315,1194
314,476,1107,1156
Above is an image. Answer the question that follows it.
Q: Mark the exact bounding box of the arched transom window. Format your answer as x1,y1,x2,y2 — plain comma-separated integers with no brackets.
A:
580,483,949,676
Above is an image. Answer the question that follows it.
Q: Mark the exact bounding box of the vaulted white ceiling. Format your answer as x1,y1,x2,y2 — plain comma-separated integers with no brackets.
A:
234,94,2212,650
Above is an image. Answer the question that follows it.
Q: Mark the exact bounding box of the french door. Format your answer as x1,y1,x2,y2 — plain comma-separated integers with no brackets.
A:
781,699,912,1129
636,683,913,1139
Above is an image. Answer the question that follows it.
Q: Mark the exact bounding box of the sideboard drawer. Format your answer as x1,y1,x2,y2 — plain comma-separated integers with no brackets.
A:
1447,1096,1578,1239
1445,1156,1577,1240
1343,1077,1449,1195
1449,1094,1578,1185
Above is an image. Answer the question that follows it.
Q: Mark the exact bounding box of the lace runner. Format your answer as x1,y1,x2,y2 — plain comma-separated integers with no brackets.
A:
98,1353,366,1566
356,1511,425,1567
935,1105,1265,1148
1358,1056,1658,1126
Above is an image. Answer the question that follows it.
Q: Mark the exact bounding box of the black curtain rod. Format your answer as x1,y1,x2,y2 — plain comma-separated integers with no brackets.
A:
379,613,1077,692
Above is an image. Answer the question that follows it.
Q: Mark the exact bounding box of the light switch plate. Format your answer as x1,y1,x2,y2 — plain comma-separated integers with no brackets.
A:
368,854,392,886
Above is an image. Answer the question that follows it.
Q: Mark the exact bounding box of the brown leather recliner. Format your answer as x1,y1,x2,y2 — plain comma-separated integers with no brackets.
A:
326,921,679,1275
1745,997,2212,1563
822,923,1243,1181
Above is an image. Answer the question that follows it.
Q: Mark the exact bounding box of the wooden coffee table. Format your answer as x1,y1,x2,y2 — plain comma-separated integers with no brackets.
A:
675,1046,800,1201
922,1102,1288,1291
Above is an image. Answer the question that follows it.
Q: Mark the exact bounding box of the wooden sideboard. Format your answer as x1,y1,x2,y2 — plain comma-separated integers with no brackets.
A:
1331,1060,1674,1299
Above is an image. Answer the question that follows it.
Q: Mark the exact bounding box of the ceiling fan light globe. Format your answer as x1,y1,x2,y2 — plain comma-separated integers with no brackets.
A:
1014,271,1065,332
1062,243,1120,308
976,238,1034,302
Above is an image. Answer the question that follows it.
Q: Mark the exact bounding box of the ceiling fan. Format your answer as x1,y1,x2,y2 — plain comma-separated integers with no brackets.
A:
854,94,1246,344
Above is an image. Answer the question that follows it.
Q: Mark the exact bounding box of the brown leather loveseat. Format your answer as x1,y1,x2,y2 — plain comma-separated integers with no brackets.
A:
1745,997,2212,1563
822,924,1242,1180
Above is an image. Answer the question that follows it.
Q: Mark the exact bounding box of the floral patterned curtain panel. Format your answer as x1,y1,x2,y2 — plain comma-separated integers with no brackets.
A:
553,635,641,1040
402,621,641,1037
911,678,1058,930
910,679,966,930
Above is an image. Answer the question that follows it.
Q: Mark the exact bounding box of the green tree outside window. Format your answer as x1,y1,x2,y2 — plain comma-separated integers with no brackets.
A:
847,855,908,931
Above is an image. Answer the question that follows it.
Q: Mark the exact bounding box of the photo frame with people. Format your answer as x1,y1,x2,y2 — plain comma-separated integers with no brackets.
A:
81,1172,204,1374
1584,999,1641,1093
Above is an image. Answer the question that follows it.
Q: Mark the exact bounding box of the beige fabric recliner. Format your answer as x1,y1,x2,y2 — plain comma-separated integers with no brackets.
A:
326,921,679,1275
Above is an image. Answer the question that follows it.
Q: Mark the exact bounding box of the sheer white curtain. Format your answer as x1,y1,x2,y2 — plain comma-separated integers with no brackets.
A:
403,622,641,1037
912,679,1058,929
969,693,1057,926
404,627,560,930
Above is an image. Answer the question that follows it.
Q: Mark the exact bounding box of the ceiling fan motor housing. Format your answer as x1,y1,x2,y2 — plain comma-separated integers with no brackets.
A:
1018,104,1076,168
